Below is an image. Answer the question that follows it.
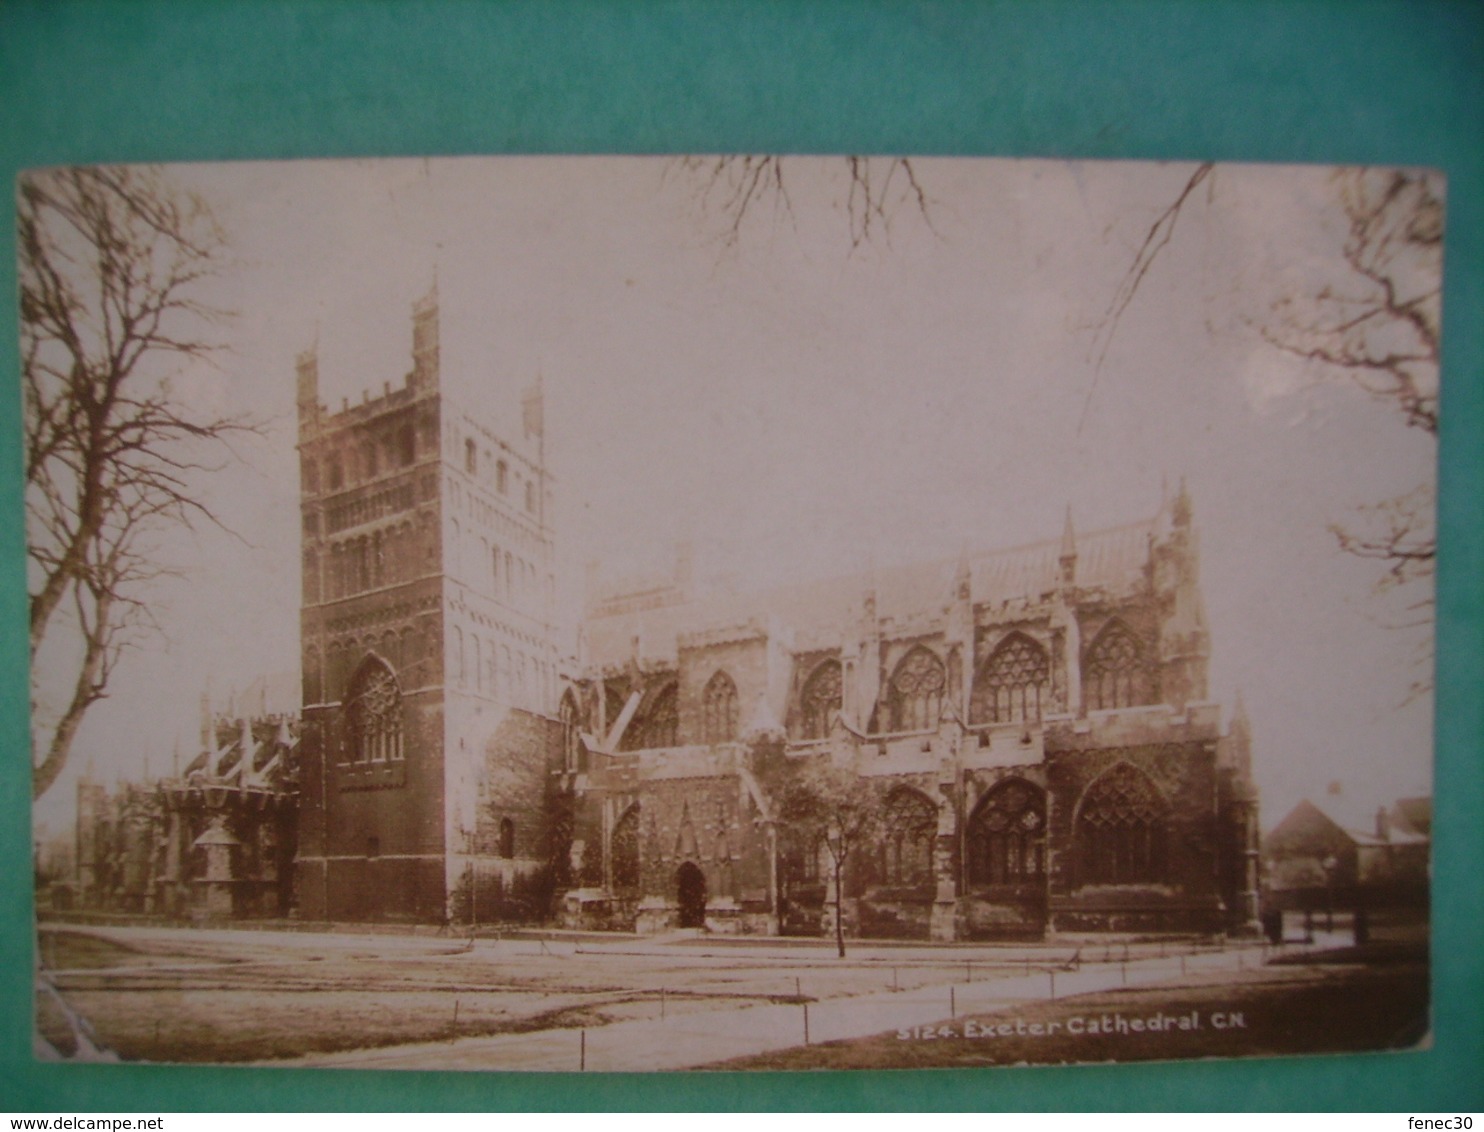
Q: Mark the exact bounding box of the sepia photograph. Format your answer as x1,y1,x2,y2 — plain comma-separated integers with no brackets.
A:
24,154,1438,1072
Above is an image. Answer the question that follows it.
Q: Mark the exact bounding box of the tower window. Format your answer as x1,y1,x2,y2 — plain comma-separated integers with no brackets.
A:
496,460,508,495
499,818,515,860
345,657,404,763
464,438,477,475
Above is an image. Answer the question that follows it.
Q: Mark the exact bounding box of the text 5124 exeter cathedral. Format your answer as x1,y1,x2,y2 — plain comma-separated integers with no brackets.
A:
71,289,1261,941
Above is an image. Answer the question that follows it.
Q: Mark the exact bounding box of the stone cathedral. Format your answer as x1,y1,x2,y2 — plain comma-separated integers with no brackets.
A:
74,289,1260,939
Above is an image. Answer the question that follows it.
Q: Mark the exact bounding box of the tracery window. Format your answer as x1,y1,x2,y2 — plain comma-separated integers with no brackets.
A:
701,670,740,743
636,682,680,749
967,779,1047,886
800,660,842,740
464,438,477,475
971,632,1050,724
878,789,937,887
559,691,582,772
345,657,404,763
611,804,641,889
1084,621,1151,711
888,646,946,732
1075,763,1168,885
496,460,508,495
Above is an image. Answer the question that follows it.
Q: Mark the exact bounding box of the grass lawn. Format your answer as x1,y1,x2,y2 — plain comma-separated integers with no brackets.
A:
708,945,1429,1070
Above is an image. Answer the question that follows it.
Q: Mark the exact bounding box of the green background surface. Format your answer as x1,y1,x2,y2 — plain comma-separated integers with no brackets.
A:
1,0,1480,1112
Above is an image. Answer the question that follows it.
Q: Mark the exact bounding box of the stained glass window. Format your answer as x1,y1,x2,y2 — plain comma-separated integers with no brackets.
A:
888,646,945,732
967,779,1047,886
345,657,403,763
702,670,739,743
971,632,1050,724
801,660,842,740
1075,763,1168,884
1085,621,1150,710
879,789,937,887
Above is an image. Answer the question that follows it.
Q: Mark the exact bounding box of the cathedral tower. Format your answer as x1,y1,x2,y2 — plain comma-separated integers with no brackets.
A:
295,287,559,921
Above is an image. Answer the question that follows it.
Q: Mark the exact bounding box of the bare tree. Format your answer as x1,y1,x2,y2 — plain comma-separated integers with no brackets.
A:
1263,169,1441,436
778,760,881,958
1267,170,1441,660
1094,165,1441,627
674,155,936,253
21,165,249,800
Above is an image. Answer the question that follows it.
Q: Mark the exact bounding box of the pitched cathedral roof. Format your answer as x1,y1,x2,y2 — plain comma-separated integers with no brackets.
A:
586,515,1159,667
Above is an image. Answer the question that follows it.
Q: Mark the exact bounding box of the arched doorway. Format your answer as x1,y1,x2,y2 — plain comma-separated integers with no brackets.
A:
676,861,707,928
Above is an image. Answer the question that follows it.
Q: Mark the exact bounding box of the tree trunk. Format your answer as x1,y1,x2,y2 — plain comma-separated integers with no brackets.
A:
32,588,112,800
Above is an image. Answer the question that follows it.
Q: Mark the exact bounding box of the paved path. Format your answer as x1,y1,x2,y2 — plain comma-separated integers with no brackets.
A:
284,935,1330,1072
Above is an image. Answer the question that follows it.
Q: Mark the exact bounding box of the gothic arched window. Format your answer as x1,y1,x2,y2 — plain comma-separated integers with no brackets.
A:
304,647,322,706
800,660,842,740
967,779,1047,887
702,670,739,743
971,632,1050,725
1084,621,1151,711
636,682,680,749
888,646,946,732
1075,763,1168,885
498,817,515,859
559,690,582,772
879,789,938,887
345,657,404,763
612,804,641,890
303,548,320,605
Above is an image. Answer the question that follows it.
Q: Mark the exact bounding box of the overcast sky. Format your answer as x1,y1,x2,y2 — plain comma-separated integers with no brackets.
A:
30,155,1438,839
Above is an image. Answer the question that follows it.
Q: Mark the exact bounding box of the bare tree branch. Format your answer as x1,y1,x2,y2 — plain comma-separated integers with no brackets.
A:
1262,169,1441,437
674,155,937,256
22,164,256,800
1081,162,1213,433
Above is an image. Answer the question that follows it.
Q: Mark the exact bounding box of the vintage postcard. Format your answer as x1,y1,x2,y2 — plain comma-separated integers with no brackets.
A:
25,156,1436,1070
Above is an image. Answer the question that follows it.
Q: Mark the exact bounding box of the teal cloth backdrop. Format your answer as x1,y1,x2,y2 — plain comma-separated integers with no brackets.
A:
1,0,1480,1112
